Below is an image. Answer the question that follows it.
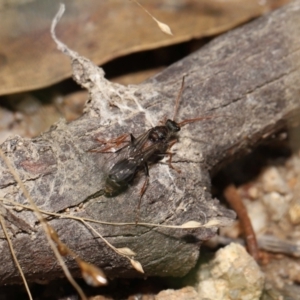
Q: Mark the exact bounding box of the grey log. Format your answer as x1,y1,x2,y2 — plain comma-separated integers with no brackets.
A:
0,1,300,284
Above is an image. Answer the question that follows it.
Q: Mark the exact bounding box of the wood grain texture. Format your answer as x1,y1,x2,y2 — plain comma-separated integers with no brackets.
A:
0,1,300,284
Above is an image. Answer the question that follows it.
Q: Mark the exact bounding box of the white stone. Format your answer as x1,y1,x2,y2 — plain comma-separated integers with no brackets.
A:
262,192,292,221
261,166,290,194
197,243,265,300
243,199,268,234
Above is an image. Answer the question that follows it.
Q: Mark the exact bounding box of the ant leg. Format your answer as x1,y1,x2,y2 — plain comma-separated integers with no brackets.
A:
164,151,181,174
95,133,129,145
91,134,133,153
164,139,181,173
135,163,149,224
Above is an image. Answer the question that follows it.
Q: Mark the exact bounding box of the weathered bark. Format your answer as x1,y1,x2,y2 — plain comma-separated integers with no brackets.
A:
0,1,300,284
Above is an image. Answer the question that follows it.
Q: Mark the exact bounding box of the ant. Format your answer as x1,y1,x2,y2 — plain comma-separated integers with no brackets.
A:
86,77,214,218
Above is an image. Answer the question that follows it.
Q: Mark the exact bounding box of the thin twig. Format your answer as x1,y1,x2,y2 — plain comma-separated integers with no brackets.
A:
0,197,224,230
0,214,33,300
224,184,259,261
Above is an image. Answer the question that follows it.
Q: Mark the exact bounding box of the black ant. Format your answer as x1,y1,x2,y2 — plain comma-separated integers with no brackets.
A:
86,77,214,217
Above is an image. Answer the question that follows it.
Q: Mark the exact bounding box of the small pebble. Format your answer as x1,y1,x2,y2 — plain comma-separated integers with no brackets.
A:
197,243,265,300
261,167,289,194
289,203,300,225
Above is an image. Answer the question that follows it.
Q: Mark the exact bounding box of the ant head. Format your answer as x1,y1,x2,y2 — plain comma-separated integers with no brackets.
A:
165,119,180,133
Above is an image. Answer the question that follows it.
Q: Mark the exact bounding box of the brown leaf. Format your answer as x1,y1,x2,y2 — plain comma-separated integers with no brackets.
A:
0,0,290,95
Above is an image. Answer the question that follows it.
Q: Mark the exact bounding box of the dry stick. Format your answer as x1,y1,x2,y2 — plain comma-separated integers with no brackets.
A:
0,197,226,275
0,196,226,275
0,195,144,274
81,219,144,274
0,196,148,274
0,149,88,300
0,214,33,300
224,184,259,262
0,198,224,230
0,196,226,279
47,225,107,286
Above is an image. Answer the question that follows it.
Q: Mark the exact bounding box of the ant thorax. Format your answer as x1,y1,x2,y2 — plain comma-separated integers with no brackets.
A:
148,120,181,145
148,126,169,143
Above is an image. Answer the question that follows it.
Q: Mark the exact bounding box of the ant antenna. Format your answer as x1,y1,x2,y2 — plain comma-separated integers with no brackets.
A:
172,76,186,121
178,115,214,127
172,76,221,128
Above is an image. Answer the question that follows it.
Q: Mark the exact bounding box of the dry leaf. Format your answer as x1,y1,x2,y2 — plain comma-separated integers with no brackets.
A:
0,0,290,95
